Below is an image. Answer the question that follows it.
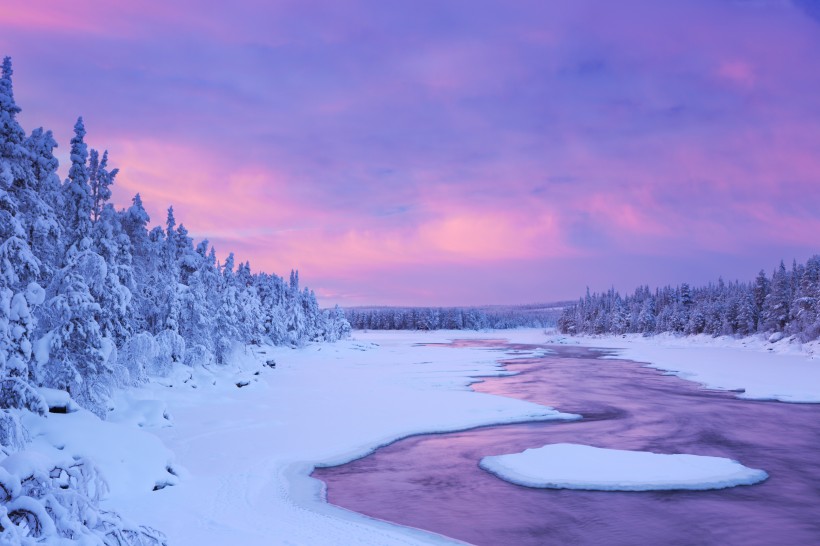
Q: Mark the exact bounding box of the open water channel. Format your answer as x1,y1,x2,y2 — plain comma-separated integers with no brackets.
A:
313,341,820,545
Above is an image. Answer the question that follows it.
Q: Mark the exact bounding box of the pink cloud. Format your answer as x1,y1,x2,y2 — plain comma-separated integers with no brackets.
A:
716,60,757,88
5,0,820,306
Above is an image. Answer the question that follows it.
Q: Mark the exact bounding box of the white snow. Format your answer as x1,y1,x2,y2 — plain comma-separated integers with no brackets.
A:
21,406,178,499
36,387,79,412
25,281,45,305
479,443,768,491
548,332,820,403
20,327,820,544
74,330,577,545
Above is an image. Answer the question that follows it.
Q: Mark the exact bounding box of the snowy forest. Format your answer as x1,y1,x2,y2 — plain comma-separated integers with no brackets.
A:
345,303,561,331
558,257,820,341
0,57,349,543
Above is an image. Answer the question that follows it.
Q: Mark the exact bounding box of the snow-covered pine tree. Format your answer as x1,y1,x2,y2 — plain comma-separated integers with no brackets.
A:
214,253,241,363
761,261,790,333
285,269,306,345
91,203,134,345
752,270,769,331
0,56,48,414
178,240,218,365
60,117,93,252
236,261,264,345
121,193,152,334
23,128,63,277
790,256,820,340
89,149,118,224
0,57,30,187
38,265,111,417
256,272,288,344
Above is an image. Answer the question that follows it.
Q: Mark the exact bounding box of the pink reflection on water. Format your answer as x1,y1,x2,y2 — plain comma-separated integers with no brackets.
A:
314,341,820,545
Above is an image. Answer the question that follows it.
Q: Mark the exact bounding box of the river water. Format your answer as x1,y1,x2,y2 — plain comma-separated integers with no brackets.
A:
313,342,820,546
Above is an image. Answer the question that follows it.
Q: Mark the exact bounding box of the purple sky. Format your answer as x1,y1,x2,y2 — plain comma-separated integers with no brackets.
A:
3,1,820,306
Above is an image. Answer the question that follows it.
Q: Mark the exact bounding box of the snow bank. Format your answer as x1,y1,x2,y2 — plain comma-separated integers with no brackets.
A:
21,406,178,499
480,443,768,491
549,332,820,403
36,387,79,413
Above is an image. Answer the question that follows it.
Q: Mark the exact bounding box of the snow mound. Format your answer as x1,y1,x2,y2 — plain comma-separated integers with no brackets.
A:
21,406,178,498
37,387,80,413
109,391,173,429
479,443,768,491
0,448,167,545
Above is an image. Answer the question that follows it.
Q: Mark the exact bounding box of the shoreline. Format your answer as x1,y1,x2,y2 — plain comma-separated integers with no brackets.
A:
546,331,820,403
96,328,820,544
114,331,573,545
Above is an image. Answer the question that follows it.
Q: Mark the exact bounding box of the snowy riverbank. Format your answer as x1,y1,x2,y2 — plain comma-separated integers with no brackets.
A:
18,328,820,544
102,331,575,545
549,331,820,403
111,329,820,544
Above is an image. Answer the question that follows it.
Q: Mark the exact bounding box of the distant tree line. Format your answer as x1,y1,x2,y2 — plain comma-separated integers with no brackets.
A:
346,304,560,331
558,256,820,341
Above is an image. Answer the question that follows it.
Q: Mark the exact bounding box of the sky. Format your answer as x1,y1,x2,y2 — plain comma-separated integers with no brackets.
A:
2,0,820,306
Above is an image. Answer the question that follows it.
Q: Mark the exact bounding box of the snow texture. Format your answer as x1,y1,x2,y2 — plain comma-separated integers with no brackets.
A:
479,443,768,491
549,332,820,403
109,330,577,545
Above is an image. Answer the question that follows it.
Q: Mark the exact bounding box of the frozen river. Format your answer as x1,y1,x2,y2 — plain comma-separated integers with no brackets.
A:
314,342,820,545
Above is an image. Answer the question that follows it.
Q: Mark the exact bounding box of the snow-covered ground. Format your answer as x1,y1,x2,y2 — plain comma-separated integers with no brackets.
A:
40,330,574,545
18,328,820,544
548,332,820,403
479,443,768,491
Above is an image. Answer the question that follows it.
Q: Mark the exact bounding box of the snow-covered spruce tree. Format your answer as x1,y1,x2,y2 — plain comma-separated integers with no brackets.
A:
235,261,263,345
760,261,791,333
88,149,118,224
147,208,186,376
36,117,127,417
38,266,111,417
284,269,306,345
91,203,134,346
60,118,93,251
256,272,289,344
214,253,241,363
178,240,218,366
121,193,153,335
0,55,49,422
23,128,63,278
325,305,351,341
790,256,820,340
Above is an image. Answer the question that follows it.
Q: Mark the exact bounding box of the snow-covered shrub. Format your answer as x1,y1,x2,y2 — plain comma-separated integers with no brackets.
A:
117,332,155,386
183,343,213,368
0,411,27,455
0,451,167,545
0,380,46,416
151,330,185,377
323,305,351,342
